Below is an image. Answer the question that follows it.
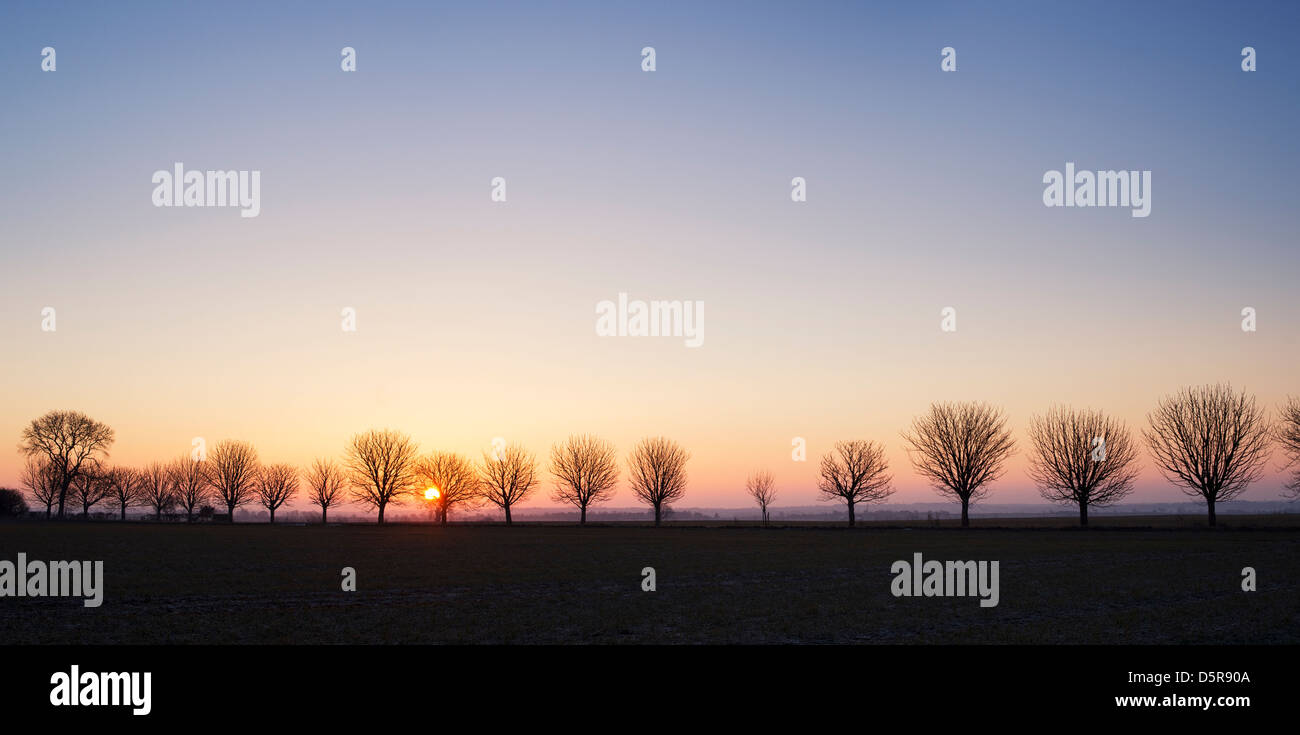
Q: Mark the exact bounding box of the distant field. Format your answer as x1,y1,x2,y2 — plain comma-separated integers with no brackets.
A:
602,514,1300,529
2,518,1297,644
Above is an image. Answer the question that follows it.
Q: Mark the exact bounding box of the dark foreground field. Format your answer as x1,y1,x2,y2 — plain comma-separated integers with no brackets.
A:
2,519,1298,644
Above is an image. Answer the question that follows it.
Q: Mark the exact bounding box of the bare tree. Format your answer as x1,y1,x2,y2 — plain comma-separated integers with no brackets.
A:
746,470,778,524
477,443,538,525
1026,406,1140,526
549,435,620,524
901,402,1016,527
415,452,479,525
19,410,115,518
70,461,111,517
1144,384,1272,527
1275,396,1300,499
138,462,176,521
345,429,419,524
21,458,59,519
627,437,690,527
205,439,260,522
816,441,893,526
169,456,209,522
257,464,299,523
305,458,347,523
106,466,142,521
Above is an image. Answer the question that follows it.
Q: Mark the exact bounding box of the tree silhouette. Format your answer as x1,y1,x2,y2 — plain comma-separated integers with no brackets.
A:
549,435,620,524
345,429,419,524
19,410,114,518
415,452,479,525
22,458,59,519
817,441,893,526
1026,406,1139,526
206,440,260,522
902,402,1016,527
1276,396,1300,499
138,462,176,521
70,461,111,517
106,466,141,521
169,456,210,523
746,469,778,524
478,443,538,525
305,458,347,523
257,464,299,523
1144,384,1271,526
0,488,26,517
627,437,689,527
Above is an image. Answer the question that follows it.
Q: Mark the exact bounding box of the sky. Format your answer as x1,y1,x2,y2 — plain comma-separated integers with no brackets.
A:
1,1,1298,516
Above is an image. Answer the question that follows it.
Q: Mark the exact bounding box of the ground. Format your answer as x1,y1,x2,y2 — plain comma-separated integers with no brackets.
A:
2,517,1297,644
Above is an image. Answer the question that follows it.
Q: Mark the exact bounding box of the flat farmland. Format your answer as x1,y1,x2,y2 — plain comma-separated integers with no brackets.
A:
1,519,1297,644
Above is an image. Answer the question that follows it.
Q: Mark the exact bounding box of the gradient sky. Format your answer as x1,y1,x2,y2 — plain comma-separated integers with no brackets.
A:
2,1,1298,516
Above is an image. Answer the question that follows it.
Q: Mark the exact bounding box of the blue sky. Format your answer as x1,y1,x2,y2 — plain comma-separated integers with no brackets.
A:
1,1,1297,508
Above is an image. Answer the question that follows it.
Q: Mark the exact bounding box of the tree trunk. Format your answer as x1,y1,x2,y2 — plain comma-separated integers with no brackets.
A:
269,509,275,524
377,503,386,525
227,503,236,523
187,509,194,523
440,507,447,525
654,504,661,527
580,506,587,525
960,499,970,527
119,505,125,521
504,504,512,526
847,501,856,527
1079,501,1088,527
322,507,328,524
1207,497,1217,527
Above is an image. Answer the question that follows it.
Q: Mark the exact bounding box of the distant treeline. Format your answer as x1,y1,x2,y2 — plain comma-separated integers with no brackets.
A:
7,383,1300,528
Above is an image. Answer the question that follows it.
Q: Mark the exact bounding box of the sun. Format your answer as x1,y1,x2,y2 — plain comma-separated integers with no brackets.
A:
424,486,440,500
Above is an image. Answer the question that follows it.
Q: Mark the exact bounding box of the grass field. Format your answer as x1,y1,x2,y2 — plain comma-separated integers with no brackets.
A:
2,518,1298,644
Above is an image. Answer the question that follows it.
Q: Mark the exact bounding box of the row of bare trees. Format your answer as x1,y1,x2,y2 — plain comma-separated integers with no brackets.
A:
745,384,1287,527
20,452,304,523
14,384,1300,528
16,415,691,526
328,431,689,526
